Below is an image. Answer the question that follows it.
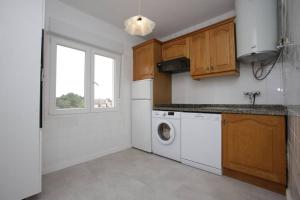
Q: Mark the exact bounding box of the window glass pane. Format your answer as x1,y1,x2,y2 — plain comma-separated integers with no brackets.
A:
94,54,114,109
56,45,85,109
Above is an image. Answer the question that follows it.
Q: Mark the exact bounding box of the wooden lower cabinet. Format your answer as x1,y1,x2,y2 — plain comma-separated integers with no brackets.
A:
222,114,286,194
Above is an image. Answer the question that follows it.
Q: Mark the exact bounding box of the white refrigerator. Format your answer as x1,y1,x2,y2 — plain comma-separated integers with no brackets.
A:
131,79,153,152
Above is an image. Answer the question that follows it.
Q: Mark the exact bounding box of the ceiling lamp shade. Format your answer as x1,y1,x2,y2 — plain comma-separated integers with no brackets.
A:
124,15,155,36
124,0,155,36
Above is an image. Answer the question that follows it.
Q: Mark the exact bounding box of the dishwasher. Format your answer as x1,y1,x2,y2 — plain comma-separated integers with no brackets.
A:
181,112,222,175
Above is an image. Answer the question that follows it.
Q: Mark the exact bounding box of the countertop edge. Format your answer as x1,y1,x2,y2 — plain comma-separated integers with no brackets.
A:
153,105,287,116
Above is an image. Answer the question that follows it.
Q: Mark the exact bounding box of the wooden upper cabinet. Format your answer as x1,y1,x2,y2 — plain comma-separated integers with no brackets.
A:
190,19,238,79
209,22,236,73
222,114,286,187
162,37,190,61
133,40,161,81
133,18,238,80
190,31,210,76
133,39,172,104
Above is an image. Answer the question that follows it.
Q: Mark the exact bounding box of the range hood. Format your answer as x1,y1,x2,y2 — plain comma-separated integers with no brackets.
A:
157,57,190,73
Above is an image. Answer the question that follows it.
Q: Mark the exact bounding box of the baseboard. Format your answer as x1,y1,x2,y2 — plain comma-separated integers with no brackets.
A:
223,168,286,194
42,144,131,175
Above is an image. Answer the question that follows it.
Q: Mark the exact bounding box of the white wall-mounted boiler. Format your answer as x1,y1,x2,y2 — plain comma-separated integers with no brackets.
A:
235,0,278,65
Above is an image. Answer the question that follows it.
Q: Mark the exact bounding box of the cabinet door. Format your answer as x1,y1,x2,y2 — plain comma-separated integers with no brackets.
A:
133,43,154,81
209,22,236,73
222,114,286,184
190,31,210,76
162,37,190,61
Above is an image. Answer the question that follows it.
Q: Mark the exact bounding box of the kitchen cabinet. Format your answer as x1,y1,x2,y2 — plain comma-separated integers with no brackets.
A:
190,19,238,79
132,39,171,104
222,114,286,194
133,18,238,80
162,37,190,61
133,39,160,81
190,31,210,76
209,22,236,73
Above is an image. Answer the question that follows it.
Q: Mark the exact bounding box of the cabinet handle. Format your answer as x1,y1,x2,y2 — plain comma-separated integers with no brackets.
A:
211,66,214,71
206,67,210,71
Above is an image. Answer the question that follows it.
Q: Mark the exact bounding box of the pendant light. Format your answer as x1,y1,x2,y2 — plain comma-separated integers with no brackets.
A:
124,0,155,36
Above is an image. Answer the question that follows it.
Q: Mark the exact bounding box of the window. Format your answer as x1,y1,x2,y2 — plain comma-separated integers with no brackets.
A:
93,54,115,109
56,45,86,109
49,36,120,114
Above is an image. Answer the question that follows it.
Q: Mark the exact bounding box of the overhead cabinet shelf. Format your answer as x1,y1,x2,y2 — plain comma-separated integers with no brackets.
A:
133,18,239,81
162,37,190,61
190,20,238,79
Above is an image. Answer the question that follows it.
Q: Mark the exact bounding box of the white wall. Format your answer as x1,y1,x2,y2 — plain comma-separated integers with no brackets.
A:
0,0,43,199
43,0,144,174
282,0,300,198
172,65,284,104
160,11,284,105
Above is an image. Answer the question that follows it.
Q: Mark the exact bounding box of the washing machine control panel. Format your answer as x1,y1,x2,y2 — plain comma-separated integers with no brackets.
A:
152,111,180,119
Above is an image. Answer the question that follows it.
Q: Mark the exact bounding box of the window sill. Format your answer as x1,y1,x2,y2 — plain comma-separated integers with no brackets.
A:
48,106,120,117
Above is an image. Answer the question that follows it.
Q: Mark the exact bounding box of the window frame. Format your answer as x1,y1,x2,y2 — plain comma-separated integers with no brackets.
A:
49,35,120,115
91,49,120,113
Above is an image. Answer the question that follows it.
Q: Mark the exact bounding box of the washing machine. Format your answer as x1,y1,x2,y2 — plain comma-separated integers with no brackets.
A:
152,110,181,162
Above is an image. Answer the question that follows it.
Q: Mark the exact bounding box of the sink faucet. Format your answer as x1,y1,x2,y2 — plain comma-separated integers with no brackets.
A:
244,91,261,105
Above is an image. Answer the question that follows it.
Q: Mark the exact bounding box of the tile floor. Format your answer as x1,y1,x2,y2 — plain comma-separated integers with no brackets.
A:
28,148,285,200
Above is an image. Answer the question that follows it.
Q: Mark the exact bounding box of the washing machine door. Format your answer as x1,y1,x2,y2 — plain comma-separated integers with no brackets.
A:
156,120,175,145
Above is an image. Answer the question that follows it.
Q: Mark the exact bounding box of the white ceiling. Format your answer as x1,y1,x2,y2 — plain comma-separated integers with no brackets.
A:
59,0,234,39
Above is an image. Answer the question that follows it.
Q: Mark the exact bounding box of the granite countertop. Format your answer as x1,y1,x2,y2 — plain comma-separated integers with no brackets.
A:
153,104,287,116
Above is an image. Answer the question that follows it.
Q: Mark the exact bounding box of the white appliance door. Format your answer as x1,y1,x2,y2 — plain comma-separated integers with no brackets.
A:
181,113,222,169
0,1,42,199
132,100,152,152
132,79,153,100
155,120,176,145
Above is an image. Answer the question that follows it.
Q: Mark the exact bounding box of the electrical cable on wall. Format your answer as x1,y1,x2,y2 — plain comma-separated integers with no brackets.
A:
251,48,284,80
